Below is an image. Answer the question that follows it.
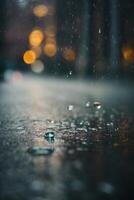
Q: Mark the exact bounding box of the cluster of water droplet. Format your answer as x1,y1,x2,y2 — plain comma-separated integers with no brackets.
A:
27,99,126,156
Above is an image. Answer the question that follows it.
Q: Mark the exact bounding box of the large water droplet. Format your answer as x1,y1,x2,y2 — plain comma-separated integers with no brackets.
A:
28,147,54,155
44,131,55,139
93,101,102,109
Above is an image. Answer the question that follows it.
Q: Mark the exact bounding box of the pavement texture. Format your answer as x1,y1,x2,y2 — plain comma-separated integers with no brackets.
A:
0,75,134,200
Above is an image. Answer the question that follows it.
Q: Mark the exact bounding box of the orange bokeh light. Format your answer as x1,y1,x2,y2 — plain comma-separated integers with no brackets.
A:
23,50,36,64
43,43,57,57
29,29,44,47
33,5,48,18
63,48,76,61
122,47,134,63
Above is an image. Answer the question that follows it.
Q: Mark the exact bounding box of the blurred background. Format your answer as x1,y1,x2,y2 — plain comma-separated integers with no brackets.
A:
0,0,134,80
0,2,134,200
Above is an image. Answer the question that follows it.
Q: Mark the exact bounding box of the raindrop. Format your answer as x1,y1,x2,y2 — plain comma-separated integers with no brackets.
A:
93,101,102,109
68,105,74,111
69,71,72,75
86,101,90,107
27,147,54,156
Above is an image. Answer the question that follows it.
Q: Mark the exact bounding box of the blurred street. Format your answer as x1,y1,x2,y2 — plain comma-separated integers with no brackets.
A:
0,75,134,200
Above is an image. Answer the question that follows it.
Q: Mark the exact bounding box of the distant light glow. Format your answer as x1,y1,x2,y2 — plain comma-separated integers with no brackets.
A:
43,43,57,57
45,26,56,38
122,47,134,63
63,48,76,61
31,60,44,73
31,46,42,58
33,4,48,18
47,6,55,16
98,182,114,194
4,70,23,83
45,37,56,44
18,0,27,7
29,29,44,47
23,50,36,64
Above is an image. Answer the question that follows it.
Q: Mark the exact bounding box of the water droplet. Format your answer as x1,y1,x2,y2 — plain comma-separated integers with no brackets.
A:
76,127,88,132
91,128,97,132
69,71,72,75
86,101,90,107
44,131,55,139
107,122,114,127
44,131,55,143
80,121,84,126
82,141,87,145
68,105,74,111
17,126,24,130
93,101,102,109
27,147,54,156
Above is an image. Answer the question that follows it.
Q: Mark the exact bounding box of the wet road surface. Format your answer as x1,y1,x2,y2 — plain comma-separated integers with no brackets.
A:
0,75,134,200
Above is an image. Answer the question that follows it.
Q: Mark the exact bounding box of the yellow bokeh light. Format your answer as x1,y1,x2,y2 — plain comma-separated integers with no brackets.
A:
29,29,44,47
63,48,76,61
33,5,48,18
23,50,36,64
122,47,134,63
43,43,57,57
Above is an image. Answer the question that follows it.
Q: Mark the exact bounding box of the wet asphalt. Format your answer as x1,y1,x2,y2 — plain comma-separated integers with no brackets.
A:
0,75,134,200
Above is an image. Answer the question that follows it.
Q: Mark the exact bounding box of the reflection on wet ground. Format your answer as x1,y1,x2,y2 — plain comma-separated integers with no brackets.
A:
0,76,134,200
